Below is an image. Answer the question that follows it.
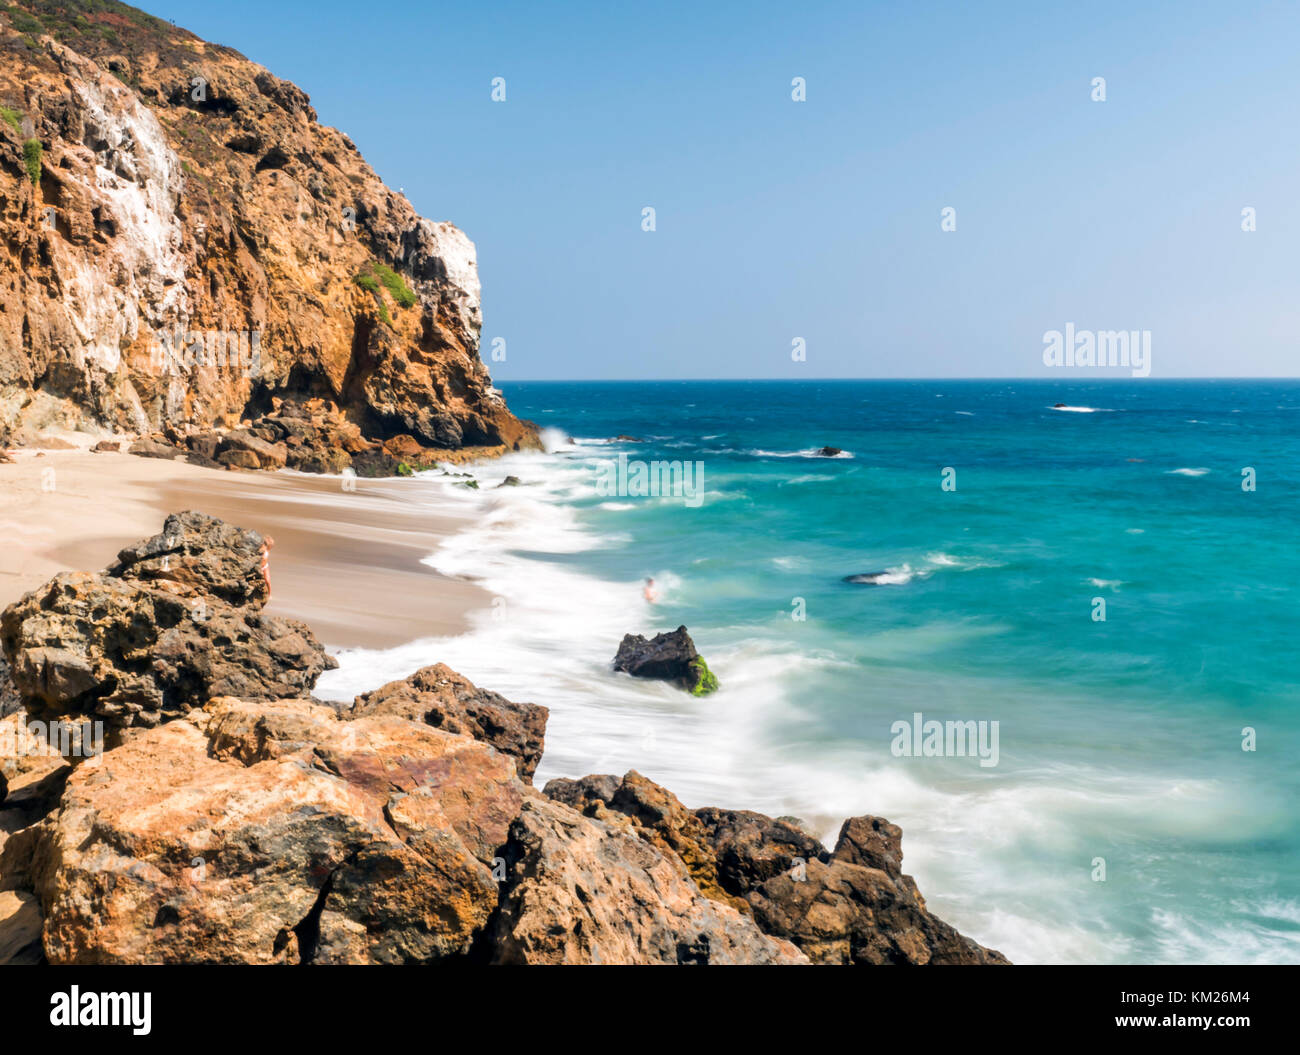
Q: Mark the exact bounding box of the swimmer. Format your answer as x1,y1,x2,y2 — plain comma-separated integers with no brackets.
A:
643,576,658,603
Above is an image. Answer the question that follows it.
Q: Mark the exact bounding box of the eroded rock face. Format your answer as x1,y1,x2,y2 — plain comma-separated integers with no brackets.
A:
0,511,334,731
350,662,547,784
544,770,749,915
0,4,536,460
553,771,1010,966
695,807,1009,965
24,699,527,964
489,797,808,965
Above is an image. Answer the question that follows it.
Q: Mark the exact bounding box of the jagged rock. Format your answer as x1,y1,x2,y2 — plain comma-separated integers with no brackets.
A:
90,439,120,452
613,625,718,696
111,510,271,606
695,807,1009,965
693,807,826,896
349,663,546,783
497,475,521,487
0,513,334,731
545,772,1009,965
817,446,843,457
544,770,749,914
489,797,808,965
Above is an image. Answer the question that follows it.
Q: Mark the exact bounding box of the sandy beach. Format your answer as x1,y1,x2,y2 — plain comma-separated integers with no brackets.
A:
0,449,487,650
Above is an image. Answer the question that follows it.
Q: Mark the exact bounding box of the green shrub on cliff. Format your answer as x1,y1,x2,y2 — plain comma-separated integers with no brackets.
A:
371,262,417,308
354,260,416,327
23,138,42,185
0,106,22,133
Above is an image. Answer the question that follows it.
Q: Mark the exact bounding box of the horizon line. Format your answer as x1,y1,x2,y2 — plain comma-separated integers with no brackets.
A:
494,376,1300,383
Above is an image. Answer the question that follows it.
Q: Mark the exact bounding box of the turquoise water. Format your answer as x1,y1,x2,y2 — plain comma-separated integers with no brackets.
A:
321,379,1300,964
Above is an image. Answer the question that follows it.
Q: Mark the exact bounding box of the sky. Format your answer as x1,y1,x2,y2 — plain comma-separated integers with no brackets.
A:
146,0,1299,379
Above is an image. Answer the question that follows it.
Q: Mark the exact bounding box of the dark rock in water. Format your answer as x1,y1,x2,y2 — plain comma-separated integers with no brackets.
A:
1053,403,1067,408
843,572,893,585
613,626,718,696
816,446,843,457
497,476,521,487
614,435,644,442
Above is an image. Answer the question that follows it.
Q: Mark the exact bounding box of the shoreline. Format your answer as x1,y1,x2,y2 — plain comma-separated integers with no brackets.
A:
0,449,489,651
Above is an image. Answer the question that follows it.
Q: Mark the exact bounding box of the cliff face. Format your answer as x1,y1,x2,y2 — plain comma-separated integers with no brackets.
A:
0,0,535,457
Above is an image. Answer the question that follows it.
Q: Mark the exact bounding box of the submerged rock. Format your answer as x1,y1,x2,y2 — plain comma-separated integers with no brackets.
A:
613,625,719,696
843,571,894,585
816,445,843,457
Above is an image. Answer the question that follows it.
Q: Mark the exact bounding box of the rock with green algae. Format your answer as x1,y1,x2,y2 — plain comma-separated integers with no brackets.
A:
613,626,719,696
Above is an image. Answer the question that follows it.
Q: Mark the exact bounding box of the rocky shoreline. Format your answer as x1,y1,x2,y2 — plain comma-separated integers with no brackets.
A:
0,512,1009,964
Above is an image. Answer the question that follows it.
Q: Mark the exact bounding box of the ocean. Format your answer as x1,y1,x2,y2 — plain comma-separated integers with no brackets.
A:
315,379,1300,965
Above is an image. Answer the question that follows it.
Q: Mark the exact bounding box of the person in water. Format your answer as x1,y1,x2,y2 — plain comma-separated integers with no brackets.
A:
643,577,658,603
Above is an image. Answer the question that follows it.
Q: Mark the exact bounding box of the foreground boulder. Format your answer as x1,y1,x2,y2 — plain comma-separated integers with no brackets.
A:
548,771,1009,965
489,797,806,965
15,699,525,964
349,663,547,783
0,512,334,732
613,626,718,696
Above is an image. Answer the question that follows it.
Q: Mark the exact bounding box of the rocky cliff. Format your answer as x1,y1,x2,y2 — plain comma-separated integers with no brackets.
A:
0,0,536,466
0,512,1009,965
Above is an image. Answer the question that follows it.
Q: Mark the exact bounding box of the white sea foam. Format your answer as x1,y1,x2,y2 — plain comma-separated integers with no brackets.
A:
1167,467,1210,476
1048,405,1112,413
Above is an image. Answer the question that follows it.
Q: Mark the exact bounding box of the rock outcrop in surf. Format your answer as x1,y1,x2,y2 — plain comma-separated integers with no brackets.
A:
613,625,719,696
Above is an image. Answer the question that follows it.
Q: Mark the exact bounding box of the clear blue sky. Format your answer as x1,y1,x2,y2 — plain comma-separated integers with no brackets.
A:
148,0,1299,379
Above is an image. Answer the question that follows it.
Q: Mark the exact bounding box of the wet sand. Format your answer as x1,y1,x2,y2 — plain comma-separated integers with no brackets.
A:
0,450,486,650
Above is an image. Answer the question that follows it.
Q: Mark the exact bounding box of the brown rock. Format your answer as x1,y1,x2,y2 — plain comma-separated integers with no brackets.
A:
0,513,334,731
490,797,808,965
26,704,527,963
350,663,547,783
544,770,749,915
